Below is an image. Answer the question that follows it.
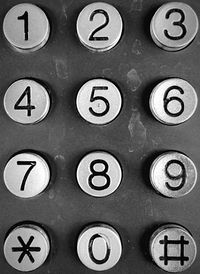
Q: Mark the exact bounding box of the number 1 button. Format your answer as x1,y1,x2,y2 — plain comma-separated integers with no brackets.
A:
4,152,50,198
4,79,50,124
76,2,123,51
3,3,50,52
76,79,122,125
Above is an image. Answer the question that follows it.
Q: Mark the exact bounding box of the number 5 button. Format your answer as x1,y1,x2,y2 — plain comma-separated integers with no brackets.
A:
150,2,199,51
76,151,122,197
4,79,50,124
3,3,50,52
149,78,198,125
76,2,123,52
4,152,50,198
76,79,122,125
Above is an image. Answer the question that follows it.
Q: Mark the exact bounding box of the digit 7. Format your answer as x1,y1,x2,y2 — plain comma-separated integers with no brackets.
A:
17,161,36,191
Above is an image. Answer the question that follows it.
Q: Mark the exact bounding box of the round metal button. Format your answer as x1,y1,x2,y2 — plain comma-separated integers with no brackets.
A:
76,2,123,52
4,152,50,198
4,79,50,124
150,2,199,51
150,224,197,272
4,223,50,272
150,151,197,198
77,223,122,271
76,151,122,197
3,3,50,52
149,78,198,125
76,79,122,125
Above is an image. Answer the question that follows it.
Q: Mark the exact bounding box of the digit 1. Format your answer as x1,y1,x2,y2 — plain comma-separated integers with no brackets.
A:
18,11,29,41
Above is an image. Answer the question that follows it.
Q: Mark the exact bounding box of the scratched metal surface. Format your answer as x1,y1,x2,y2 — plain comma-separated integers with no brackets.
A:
0,0,200,273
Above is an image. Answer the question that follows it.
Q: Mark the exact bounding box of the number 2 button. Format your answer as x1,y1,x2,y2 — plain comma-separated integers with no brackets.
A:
76,2,123,51
3,3,50,52
4,152,50,198
76,79,122,125
4,79,50,124
76,151,122,197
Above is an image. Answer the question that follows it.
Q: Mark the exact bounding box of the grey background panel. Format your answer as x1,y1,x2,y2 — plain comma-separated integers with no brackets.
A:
0,0,200,273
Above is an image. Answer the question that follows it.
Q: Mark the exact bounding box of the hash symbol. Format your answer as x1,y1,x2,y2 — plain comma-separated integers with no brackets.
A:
159,235,189,266
12,236,41,263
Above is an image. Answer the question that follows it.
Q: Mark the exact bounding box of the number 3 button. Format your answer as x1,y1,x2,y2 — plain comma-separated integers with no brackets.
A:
76,151,122,197
149,78,198,125
76,79,122,125
4,79,50,124
4,152,50,198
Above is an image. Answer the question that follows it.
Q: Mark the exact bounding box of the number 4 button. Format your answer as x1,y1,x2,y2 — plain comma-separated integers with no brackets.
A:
4,152,50,198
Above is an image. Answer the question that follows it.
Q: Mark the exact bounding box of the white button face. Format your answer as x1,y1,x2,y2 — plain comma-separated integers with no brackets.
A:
76,2,123,52
150,2,199,51
4,79,50,124
149,78,198,125
4,152,50,198
3,3,50,52
76,79,122,125
150,224,197,272
77,224,122,271
4,224,50,272
150,151,197,198
76,151,122,197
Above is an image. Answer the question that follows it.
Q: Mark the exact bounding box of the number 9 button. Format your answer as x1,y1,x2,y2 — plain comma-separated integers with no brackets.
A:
150,151,197,198
76,2,123,52
4,152,50,198
150,2,199,51
76,79,122,125
4,79,50,124
149,78,198,125
76,151,122,197
3,3,50,52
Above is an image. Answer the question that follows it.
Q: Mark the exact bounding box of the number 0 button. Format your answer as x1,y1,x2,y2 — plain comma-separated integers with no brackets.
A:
77,223,122,271
4,223,50,271
3,3,50,52
76,151,122,197
76,79,122,125
76,2,123,51
149,78,198,125
150,2,199,51
4,79,50,124
4,152,50,198
150,151,197,198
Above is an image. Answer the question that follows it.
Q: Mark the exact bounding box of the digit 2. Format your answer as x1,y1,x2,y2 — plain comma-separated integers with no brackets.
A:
89,9,109,41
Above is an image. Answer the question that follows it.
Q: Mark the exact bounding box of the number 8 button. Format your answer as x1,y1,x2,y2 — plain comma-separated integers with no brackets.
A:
4,152,50,198
76,151,122,197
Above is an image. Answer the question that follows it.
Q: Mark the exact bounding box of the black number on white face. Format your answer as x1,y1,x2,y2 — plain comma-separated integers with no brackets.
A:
165,160,186,191
88,159,110,190
164,9,187,40
163,85,184,117
14,86,36,117
89,86,110,117
17,161,36,191
89,9,109,41
88,234,111,264
17,11,29,41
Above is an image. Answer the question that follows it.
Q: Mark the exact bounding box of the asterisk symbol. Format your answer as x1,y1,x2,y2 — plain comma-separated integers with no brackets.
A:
12,236,41,263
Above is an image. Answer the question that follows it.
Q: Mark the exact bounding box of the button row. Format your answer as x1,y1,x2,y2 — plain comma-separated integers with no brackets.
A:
4,78,198,125
3,2,199,52
4,222,197,272
4,150,197,198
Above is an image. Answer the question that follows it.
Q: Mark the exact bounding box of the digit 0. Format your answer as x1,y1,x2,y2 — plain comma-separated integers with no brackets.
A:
88,234,111,264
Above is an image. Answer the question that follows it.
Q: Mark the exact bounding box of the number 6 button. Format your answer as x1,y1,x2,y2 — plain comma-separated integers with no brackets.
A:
77,223,122,271
150,2,199,51
4,152,50,198
4,79,50,124
76,79,122,125
149,78,198,125
3,3,50,52
76,151,122,197
76,2,123,52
